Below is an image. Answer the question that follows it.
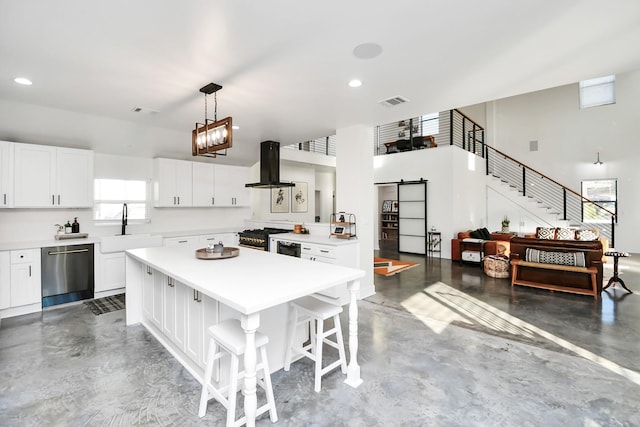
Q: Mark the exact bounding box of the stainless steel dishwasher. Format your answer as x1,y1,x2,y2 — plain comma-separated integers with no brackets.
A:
41,243,94,307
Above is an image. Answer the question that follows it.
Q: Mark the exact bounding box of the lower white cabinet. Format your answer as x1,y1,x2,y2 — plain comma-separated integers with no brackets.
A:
270,237,359,304
141,266,220,369
199,232,238,247
95,251,125,294
9,249,41,308
184,285,203,364
0,251,10,310
164,236,199,246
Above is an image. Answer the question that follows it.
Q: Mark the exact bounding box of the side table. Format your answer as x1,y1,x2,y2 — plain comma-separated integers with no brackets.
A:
427,231,441,258
603,250,632,293
460,238,485,267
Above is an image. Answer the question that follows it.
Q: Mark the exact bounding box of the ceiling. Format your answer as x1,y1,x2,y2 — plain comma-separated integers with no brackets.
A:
1,0,639,166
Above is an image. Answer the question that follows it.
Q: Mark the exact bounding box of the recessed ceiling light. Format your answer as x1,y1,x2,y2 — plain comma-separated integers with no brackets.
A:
232,125,240,130
14,77,32,86
348,79,362,88
353,43,383,59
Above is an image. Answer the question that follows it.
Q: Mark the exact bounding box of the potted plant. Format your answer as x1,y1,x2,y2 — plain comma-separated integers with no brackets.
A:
501,216,510,233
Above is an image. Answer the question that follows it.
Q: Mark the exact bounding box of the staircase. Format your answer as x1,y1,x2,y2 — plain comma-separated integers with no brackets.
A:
446,109,617,246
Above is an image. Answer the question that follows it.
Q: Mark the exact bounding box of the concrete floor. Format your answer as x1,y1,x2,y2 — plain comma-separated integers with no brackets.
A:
1,250,639,426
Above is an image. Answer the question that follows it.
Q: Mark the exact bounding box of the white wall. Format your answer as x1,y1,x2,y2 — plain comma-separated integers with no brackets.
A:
0,153,250,243
337,125,375,299
486,69,640,251
373,146,487,259
314,170,335,222
250,163,317,224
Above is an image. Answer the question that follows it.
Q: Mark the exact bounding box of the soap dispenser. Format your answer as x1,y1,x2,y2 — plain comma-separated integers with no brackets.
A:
64,220,72,234
72,217,80,233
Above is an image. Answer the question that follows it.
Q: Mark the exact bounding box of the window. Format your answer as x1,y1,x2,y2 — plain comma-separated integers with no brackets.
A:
94,179,149,222
580,75,615,109
581,179,617,223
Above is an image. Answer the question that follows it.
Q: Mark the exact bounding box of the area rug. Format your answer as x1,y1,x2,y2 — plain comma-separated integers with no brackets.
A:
374,257,418,276
84,294,125,315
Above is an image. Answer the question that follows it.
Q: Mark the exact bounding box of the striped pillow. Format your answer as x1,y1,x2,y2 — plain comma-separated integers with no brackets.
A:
525,248,586,267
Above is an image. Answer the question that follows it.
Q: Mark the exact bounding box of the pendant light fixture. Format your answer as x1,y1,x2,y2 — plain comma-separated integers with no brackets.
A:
192,82,232,158
593,152,603,165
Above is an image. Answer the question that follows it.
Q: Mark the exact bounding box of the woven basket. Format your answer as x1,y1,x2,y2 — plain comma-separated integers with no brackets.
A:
484,255,510,278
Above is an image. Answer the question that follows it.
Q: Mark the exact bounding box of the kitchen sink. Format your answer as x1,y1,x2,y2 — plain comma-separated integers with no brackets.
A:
99,233,163,253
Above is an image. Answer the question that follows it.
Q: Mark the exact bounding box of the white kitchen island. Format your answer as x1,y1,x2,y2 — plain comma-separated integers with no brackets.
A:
125,244,365,427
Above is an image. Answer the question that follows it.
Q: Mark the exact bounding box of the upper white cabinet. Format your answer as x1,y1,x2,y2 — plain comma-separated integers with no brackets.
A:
0,141,13,208
13,143,93,208
155,158,250,208
191,162,215,207
153,158,193,207
213,164,250,206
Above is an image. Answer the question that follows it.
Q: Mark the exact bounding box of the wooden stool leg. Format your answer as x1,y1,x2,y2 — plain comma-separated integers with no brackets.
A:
198,338,216,418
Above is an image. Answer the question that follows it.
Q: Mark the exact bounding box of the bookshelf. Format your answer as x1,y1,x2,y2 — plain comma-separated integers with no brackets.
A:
380,200,399,242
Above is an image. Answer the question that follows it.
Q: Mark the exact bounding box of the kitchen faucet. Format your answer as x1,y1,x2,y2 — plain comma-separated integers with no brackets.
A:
121,203,128,235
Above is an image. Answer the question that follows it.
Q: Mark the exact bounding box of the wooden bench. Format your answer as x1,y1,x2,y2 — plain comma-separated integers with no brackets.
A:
510,259,598,300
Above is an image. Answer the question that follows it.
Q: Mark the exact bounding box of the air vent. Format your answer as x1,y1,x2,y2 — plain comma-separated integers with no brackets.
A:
378,96,409,107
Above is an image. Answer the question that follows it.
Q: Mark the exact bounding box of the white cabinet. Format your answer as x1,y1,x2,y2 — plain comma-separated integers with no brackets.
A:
213,164,251,206
164,235,199,246
192,162,216,207
199,232,238,247
0,251,10,309
185,286,204,365
270,237,359,304
0,141,13,207
153,159,250,208
95,251,125,294
9,249,41,307
13,143,93,208
153,158,193,207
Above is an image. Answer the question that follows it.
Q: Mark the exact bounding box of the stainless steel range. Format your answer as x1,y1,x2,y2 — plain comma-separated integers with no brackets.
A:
238,228,290,251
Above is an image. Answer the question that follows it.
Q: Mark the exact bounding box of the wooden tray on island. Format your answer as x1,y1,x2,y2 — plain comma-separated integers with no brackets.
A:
195,247,240,260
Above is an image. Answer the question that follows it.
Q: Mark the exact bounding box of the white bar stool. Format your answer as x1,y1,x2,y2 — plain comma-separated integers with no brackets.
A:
284,295,347,392
198,319,278,426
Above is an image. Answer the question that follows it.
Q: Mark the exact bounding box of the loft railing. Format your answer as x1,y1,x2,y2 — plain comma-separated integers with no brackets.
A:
283,135,336,156
466,142,617,247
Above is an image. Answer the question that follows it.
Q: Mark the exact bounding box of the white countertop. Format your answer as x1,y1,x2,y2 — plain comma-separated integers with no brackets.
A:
0,227,242,251
270,232,358,246
0,236,101,251
126,243,364,315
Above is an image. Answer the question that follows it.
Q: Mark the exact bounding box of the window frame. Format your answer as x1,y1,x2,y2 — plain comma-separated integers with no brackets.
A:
579,75,616,109
93,178,151,225
581,178,617,224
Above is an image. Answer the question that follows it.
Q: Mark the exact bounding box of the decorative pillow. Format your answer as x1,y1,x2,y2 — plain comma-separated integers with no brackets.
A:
576,229,599,241
480,227,493,240
536,227,556,240
470,229,484,239
525,248,586,267
555,228,575,240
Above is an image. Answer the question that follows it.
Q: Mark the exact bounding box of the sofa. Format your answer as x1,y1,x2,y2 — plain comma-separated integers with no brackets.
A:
522,226,609,260
509,230,604,296
451,228,515,261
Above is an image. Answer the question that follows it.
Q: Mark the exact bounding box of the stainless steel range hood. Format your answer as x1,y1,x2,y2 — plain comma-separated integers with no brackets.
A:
245,140,295,188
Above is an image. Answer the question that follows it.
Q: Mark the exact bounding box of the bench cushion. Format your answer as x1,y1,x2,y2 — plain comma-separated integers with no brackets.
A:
525,248,586,267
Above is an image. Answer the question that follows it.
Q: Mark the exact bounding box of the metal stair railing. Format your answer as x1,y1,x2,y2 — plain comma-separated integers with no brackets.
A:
479,143,617,247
